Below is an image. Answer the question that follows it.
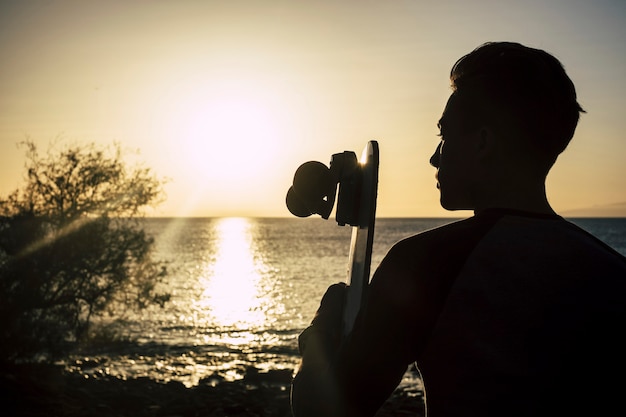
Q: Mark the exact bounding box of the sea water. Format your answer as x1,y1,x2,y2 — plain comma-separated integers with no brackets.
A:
70,217,626,387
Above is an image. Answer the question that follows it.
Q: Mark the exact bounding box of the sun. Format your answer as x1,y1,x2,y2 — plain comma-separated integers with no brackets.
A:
179,91,281,183
154,75,295,216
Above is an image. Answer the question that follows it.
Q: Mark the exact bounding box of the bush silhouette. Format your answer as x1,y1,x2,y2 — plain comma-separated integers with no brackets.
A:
0,140,169,361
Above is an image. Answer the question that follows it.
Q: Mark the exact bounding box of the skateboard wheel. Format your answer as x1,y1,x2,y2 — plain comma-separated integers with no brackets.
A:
286,161,335,218
292,161,332,200
286,186,313,217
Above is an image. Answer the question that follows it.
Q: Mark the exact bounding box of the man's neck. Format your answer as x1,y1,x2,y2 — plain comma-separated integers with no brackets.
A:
473,183,555,216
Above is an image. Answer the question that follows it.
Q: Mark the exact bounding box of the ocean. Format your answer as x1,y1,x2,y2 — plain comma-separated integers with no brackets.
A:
70,217,626,387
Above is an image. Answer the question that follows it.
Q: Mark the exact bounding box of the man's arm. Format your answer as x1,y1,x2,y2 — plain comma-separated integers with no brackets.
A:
291,244,421,417
290,283,347,417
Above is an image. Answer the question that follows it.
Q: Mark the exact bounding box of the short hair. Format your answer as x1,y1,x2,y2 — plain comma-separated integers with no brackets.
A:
450,42,584,166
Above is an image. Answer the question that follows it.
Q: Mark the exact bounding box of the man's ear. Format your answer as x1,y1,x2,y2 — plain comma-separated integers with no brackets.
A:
474,126,497,157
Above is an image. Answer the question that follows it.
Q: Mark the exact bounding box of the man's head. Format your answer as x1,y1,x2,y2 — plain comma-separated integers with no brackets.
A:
430,42,585,211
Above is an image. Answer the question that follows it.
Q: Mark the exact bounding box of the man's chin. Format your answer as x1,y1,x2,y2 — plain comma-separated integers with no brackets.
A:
440,197,474,211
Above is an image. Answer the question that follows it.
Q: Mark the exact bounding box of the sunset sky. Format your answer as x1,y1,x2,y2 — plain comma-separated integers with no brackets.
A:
1,0,625,217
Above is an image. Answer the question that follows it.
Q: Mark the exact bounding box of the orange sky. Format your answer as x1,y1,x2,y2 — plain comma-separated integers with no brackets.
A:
1,0,625,217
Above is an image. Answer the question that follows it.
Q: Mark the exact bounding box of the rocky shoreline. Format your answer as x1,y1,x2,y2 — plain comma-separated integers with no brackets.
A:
1,364,425,417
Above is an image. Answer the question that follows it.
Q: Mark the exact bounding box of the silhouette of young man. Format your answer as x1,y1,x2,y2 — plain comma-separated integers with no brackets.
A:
290,42,626,417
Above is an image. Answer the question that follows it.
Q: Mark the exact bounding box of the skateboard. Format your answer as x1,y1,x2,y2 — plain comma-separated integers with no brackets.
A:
286,141,379,337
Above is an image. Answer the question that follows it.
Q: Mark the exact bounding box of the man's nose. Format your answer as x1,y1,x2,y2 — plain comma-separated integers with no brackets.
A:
430,143,441,168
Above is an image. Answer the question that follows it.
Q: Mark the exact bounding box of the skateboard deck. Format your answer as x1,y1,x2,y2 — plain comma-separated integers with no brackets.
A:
286,140,379,337
342,141,378,336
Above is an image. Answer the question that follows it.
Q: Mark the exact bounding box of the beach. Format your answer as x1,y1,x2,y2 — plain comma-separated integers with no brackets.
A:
2,363,425,417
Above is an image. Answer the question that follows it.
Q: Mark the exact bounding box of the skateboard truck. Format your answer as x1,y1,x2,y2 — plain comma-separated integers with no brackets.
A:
286,151,362,226
286,141,379,338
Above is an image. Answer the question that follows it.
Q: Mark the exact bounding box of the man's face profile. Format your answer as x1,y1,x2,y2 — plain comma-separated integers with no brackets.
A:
430,93,481,211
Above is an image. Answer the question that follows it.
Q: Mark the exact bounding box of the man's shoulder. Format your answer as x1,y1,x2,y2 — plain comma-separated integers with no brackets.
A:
384,210,625,272
376,214,501,285
388,214,498,258
485,214,626,266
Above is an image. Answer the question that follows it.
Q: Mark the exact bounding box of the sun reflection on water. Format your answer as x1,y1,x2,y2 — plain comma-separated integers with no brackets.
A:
195,218,267,335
